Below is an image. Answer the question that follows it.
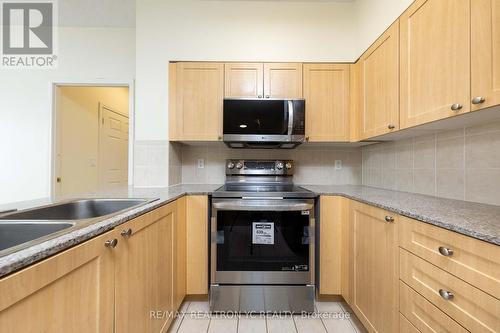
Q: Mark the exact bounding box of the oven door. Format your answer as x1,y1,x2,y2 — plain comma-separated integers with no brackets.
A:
211,198,315,285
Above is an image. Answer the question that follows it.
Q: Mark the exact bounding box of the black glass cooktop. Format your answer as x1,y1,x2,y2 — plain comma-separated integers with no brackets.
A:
213,184,315,198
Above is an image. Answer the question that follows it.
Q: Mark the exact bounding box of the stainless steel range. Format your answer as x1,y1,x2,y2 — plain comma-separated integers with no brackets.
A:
210,159,316,313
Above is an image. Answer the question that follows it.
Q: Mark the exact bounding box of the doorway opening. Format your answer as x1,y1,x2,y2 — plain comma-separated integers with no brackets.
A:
53,85,130,197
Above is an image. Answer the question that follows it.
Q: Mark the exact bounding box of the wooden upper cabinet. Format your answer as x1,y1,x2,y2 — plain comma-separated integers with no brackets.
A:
400,0,471,129
264,63,303,98
169,62,224,141
0,229,116,333
471,0,500,111
303,64,350,141
358,21,400,140
225,63,264,98
350,201,399,333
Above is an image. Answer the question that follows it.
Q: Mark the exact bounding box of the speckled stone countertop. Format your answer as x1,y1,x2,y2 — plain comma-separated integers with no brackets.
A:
302,185,500,246
1,183,499,278
0,184,221,278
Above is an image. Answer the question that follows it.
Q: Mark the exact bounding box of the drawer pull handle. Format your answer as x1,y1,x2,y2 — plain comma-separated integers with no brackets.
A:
438,246,454,257
104,239,118,248
384,216,395,223
439,289,454,301
121,228,133,238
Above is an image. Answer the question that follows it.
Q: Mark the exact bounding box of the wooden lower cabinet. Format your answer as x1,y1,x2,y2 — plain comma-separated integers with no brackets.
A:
349,201,399,333
174,196,187,310
186,195,209,295
319,196,350,296
115,202,176,333
0,229,117,333
0,196,197,333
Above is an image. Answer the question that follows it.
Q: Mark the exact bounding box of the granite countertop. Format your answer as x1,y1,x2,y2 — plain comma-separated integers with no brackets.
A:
1,183,499,278
0,184,222,278
302,185,500,246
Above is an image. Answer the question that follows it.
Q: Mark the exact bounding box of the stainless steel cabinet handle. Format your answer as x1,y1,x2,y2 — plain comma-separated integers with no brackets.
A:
104,239,118,248
258,95,263,98
438,246,454,257
451,103,463,111
265,95,270,99
439,289,454,300
388,124,396,130
384,216,395,223
472,96,486,104
121,228,133,238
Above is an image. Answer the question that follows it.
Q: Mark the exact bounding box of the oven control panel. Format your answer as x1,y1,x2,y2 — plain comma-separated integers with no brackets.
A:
225,159,294,175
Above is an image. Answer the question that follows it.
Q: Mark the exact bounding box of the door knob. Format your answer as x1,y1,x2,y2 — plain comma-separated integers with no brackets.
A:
388,124,396,130
451,104,463,111
104,239,118,248
265,95,270,99
472,96,485,105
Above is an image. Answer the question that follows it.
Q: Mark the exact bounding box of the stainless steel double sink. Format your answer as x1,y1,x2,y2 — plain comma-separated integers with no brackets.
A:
0,198,155,255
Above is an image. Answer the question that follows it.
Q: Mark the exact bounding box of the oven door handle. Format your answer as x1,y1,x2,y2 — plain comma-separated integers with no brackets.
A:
212,200,313,211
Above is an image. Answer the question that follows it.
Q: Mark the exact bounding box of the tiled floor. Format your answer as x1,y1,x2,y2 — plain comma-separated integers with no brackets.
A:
168,301,367,333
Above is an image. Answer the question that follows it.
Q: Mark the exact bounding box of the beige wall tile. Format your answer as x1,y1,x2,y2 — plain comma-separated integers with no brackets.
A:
413,169,436,196
436,169,465,200
413,135,436,169
395,169,414,192
465,131,500,168
465,169,500,206
436,137,464,169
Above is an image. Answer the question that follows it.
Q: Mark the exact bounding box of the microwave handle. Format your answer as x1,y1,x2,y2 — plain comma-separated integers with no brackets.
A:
287,100,294,135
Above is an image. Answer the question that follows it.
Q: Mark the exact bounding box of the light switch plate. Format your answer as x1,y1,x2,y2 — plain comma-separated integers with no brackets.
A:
197,159,205,169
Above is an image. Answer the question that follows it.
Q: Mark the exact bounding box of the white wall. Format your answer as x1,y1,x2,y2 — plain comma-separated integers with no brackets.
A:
355,0,414,55
134,0,360,185
0,27,135,204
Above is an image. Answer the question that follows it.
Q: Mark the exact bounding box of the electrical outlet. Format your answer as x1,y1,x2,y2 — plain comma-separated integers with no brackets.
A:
334,160,342,170
197,159,205,169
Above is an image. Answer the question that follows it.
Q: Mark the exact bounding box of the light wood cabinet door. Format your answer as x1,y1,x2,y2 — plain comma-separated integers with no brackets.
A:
186,195,209,295
174,196,187,310
471,0,500,111
169,62,224,141
225,63,264,98
400,0,471,129
264,63,303,98
0,230,116,333
350,201,399,333
303,64,350,142
319,196,349,295
115,203,176,333
359,21,400,139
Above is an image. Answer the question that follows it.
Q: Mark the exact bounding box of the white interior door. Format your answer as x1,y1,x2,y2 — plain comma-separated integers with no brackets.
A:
99,104,129,190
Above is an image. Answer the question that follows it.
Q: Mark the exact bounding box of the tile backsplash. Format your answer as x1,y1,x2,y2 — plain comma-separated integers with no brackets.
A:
174,143,362,186
362,120,500,206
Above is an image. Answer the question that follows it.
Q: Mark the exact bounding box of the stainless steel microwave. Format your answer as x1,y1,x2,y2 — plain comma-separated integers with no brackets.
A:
223,99,305,149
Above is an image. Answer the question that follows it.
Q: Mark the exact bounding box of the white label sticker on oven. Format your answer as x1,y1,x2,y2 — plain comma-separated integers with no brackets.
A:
252,222,274,245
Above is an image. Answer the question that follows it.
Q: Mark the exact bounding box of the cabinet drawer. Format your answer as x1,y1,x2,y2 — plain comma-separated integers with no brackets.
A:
400,249,500,332
400,313,420,333
399,216,500,299
400,281,468,333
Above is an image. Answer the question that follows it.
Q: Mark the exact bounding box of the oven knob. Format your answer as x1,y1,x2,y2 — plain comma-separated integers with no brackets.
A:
276,162,284,170
236,162,243,169
285,162,292,170
227,162,235,169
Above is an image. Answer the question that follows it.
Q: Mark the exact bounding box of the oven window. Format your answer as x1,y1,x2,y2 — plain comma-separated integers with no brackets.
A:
223,100,288,135
216,210,310,272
